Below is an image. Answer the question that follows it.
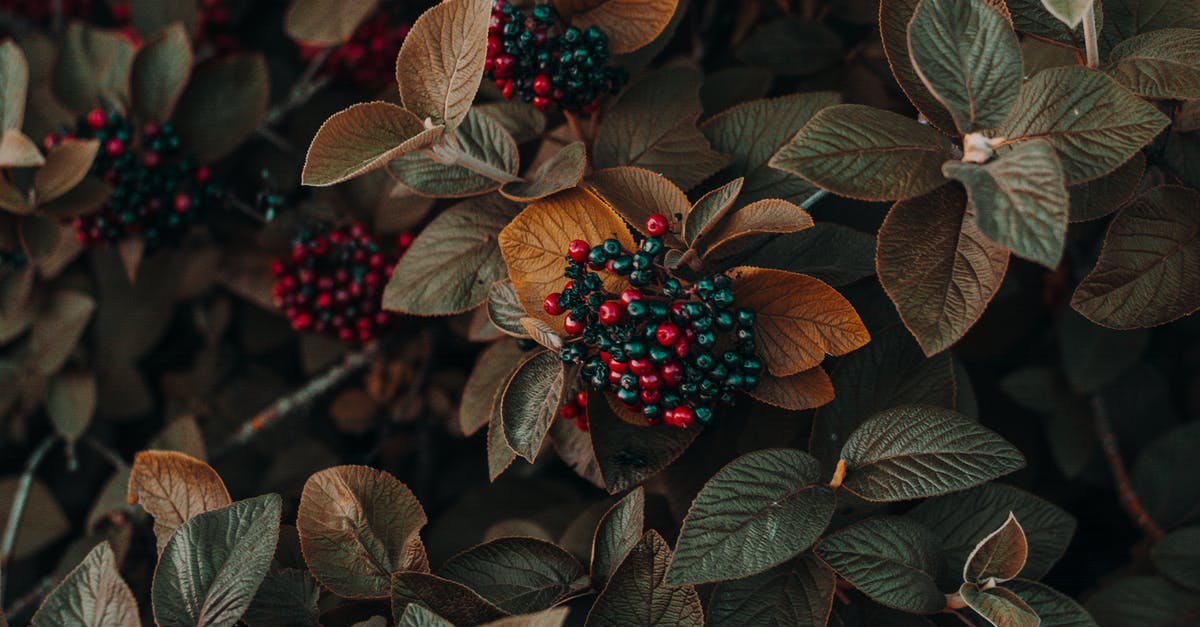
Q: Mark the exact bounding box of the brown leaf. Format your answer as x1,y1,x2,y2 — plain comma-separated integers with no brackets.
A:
877,185,1009,356
46,371,97,443
554,0,680,54
303,102,443,186
30,289,95,376
285,0,380,46
172,53,269,163
34,139,99,203
684,177,742,247
0,129,44,167
698,198,814,259
731,267,869,376
127,450,232,554
964,512,1028,584
500,141,586,202
395,0,492,129
587,166,690,249
746,367,834,411
116,237,144,284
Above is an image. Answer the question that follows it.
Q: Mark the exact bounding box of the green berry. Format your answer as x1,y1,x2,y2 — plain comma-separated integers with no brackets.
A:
742,357,763,374
692,316,712,331
641,237,663,255
694,406,714,424
695,353,715,370
632,252,653,269
642,404,661,419
610,256,633,275
626,300,648,318
602,238,621,255
617,387,639,404
696,330,716,347
736,308,756,327
619,373,638,390
648,345,671,363
624,340,647,359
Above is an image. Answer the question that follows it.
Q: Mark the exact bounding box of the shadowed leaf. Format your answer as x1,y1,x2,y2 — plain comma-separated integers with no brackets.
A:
131,23,192,122
591,487,644,586
439,537,586,613
707,555,835,627
31,542,138,627
554,0,680,54
816,516,945,614
501,350,566,461
747,367,835,412
586,531,703,626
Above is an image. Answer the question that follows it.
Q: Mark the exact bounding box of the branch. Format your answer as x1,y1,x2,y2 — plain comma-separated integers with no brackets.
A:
1092,396,1166,540
265,47,334,127
0,435,58,605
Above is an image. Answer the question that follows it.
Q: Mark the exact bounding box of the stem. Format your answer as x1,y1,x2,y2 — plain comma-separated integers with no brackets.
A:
0,435,57,605
1083,5,1100,68
84,437,128,470
212,342,383,460
800,189,829,210
1092,397,1165,540
265,47,334,127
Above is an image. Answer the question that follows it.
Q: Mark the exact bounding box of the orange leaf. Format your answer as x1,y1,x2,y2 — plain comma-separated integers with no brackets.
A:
747,367,835,411
553,0,680,54
127,450,231,554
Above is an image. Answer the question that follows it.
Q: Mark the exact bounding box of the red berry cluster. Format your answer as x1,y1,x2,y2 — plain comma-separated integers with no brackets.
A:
272,224,411,344
300,12,411,91
558,389,589,432
544,214,763,429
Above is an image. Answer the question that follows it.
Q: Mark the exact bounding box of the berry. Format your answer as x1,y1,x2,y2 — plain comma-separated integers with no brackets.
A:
655,322,680,346
646,213,670,236
598,300,622,325
665,406,695,428
567,239,590,263
544,292,565,315
564,314,586,335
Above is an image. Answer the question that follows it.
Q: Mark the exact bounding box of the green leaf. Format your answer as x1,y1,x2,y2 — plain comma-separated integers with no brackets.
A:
839,405,1025,502
1068,151,1144,223
172,53,269,163
397,604,454,627
816,516,946,614
130,0,198,38
591,487,644,586
518,317,562,351
501,350,566,462
46,371,96,444
736,19,842,76
487,280,530,339
53,23,135,114
476,101,547,144
770,104,952,202
1071,186,1200,329
285,0,380,46
587,390,699,493
131,23,192,122
877,185,1010,356
152,494,281,627
487,404,519,481
303,103,442,186
943,139,1069,268
500,141,585,202
667,449,835,585
585,531,704,626
297,465,428,599
700,92,839,206
1152,527,1200,593
1133,421,1200,529
480,608,569,627
439,537,586,613
30,289,95,376
908,483,1077,582
1040,0,1094,28
243,567,321,627
997,66,1169,184
396,0,491,129
879,0,957,134
30,542,138,627
391,572,508,625
736,223,876,287
388,108,518,197
963,513,1028,584
1084,576,1200,627
684,177,742,247
594,67,728,190
958,583,1040,627
1056,309,1148,394
383,194,516,315
1006,579,1097,627
908,0,1022,133
708,555,835,627
1100,0,1200,56
461,339,526,436
1106,28,1200,99
1008,0,1101,48
0,41,28,131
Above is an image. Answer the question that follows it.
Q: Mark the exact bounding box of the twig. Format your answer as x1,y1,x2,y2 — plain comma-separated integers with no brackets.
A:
0,435,58,605
1082,6,1100,68
3,575,56,620
84,436,128,470
800,189,829,210
223,191,270,225
1092,396,1166,540
212,341,384,460
265,47,334,127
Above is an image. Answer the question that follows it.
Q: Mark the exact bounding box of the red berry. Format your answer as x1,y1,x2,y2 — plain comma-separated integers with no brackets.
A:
646,213,670,236
492,54,515,79
576,390,588,407
533,74,551,97
86,109,106,129
142,151,161,168
655,322,680,346
487,35,502,56
397,232,415,249
607,359,627,374
661,360,683,385
564,314,585,335
666,406,695,428
173,193,192,213
567,239,590,263
104,138,124,156
195,165,212,183
543,292,565,316
640,388,661,404
559,404,578,419
598,301,622,325
630,358,652,376
501,80,515,100
609,369,623,386
675,341,691,359
532,95,552,110
619,288,642,306
639,372,661,390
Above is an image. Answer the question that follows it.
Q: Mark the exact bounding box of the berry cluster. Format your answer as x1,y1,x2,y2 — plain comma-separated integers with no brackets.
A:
544,214,764,429
272,225,411,344
300,12,411,91
485,0,628,112
44,110,219,251
558,389,589,432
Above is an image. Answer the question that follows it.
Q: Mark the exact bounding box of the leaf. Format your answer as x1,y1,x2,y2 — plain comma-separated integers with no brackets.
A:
477,101,547,144
943,139,1069,268
730,267,869,376
1085,576,1200,627
586,166,690,249
397,603,453,627
481,608,570,627
35,139,100,203
963,513,1028,585
1006,579,1097,627
297,465,429,598
461,339,527,436
30,289,96,376
876,185,1009,356
499,186,635,332
1008,0,1101,48
131,23,192,122
0,41,28,131
0,477,70,559
46,371,96,444
594,68,728,190
1039,0,1094,28
1056,309,1148,394
501,350,566,461
303,102,443,186
815,516,946,614
591,487,644,586
684,177,743,247
285,0,380,45
737,223,876,287
746,367,835,412
487,280,530,338
172,54,269,163
1152,527,1200,593
811,325,956,463
243,567,322,627
1133,420,1200,530
700,92,840,206
152,495,281,627
737,19,843,76
553,0,679,54
1106,28,1200,99
53,24,135,114
388,108,518,197
384,194,516,315
879,0,957,134
958,583,1040,627
586,531,703,626
519,317,563,351
129,0,199,38
396,0,491,129
908,0,1022,133
699,198,815,259
1071,186,1200,329
769,104,953,202
667,449,835,585
488,398,519,481
997,66,1169,184
1100,0,1200,55
127,451,232,554
30,542,138,627
0,129,43,168
587,389,699,493
908,483,1076,582
839,405,1025,502
707,555,835,627
700,67,773,116
391,572,508,625
1068,151,1144,223
439,537,586,613
500,141,585,202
